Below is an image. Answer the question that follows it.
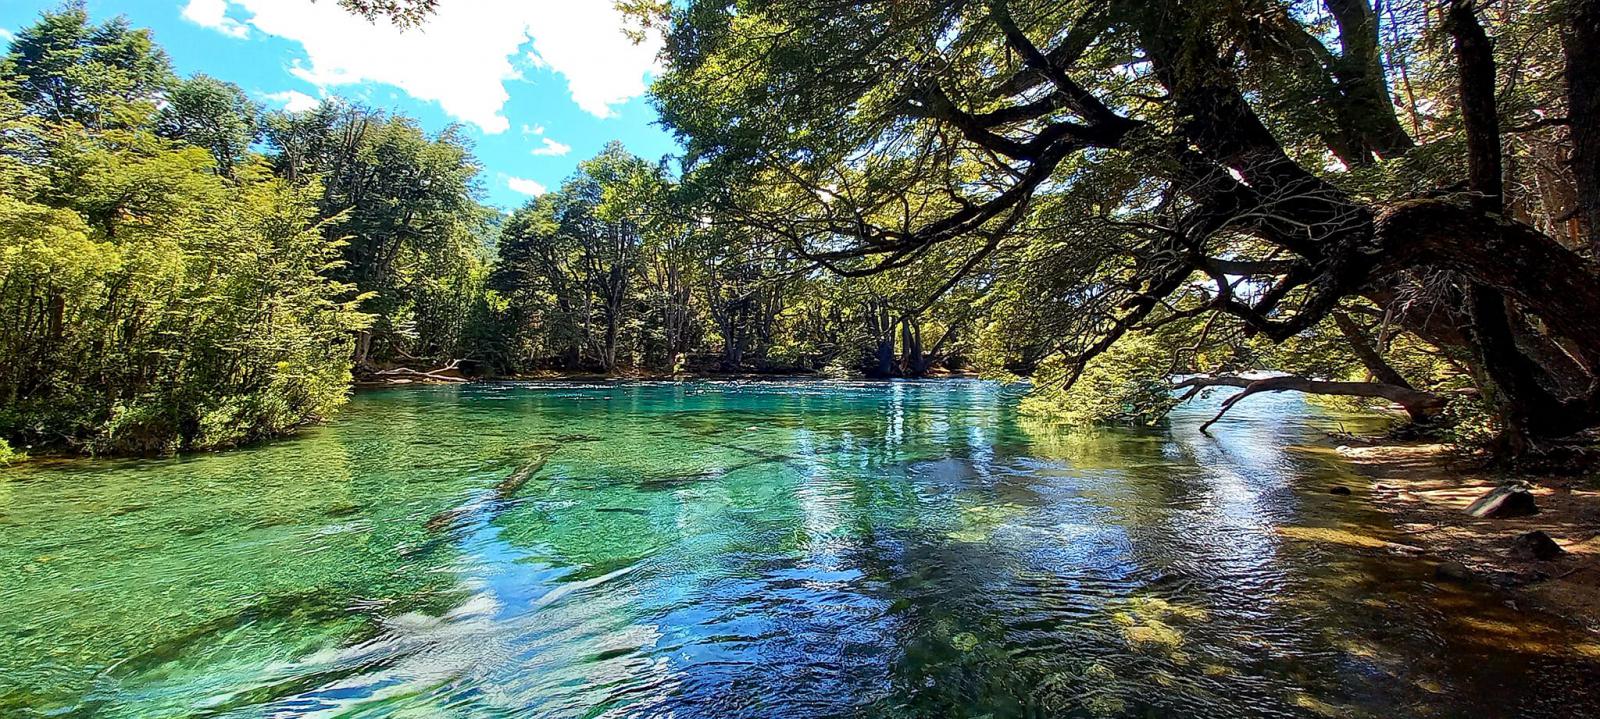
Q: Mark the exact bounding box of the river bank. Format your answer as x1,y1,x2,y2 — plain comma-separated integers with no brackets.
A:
1335,441,1600,630
353,366,982,387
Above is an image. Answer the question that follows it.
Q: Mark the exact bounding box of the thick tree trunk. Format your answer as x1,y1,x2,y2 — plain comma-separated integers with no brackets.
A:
1446,0,1503,209
1566,0,1600,251
864,300,897,378
602,318,619,371
873,339,896,378
1467,286,1597,448
1323,0,1415,158
355,329,373,367
716,296,749,371
899,316,926,378
1377,199,1600,359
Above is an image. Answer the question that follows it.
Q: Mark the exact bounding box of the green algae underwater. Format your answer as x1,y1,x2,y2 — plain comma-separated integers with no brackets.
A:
3,380,1598,717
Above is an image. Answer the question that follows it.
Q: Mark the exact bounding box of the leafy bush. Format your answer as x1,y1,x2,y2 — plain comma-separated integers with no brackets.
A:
0,438,23,466
1440,393,1501,448
0,151,368,454
1020,334,1178,426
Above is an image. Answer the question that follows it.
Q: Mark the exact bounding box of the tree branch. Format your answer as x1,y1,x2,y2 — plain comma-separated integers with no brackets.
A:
1174,374,1445,431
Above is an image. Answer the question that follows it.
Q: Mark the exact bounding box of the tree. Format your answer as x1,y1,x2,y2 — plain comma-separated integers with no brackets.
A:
646,0,1600,451
0,137,367,454
491,145,661,372
264,101,488,366
0,7,500,456
637,169,701,372
0,3,171,129
491,195,586,369
156,74,259,176
568,143,653,371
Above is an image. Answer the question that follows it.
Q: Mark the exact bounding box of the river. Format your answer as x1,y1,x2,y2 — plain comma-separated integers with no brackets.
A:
2,380,1597,717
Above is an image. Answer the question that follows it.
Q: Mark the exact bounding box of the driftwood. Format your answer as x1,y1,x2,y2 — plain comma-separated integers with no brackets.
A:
494,455,550,498
1174,374,1447,433
371,359,468,383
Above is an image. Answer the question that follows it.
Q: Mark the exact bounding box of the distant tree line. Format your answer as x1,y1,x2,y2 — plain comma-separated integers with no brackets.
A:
480,140,982,378
0,5,973,457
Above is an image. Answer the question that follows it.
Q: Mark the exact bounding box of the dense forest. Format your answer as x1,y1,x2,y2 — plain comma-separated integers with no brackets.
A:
4,0,1600,460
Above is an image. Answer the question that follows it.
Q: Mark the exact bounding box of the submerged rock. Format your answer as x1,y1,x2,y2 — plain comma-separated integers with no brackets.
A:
1329,485,1352,495
1509,530,1566,561
1465,484,1539,519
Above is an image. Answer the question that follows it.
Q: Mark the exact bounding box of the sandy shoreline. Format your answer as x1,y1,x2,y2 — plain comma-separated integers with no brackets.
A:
1335,442,1600,630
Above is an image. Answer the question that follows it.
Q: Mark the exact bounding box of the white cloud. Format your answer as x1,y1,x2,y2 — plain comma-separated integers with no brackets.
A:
0,28,16,44
506,176,547,196
261,90,321,113
181,0,249,39
530,137,571,157
190,1,661,134
521,124,545,136
519,4,661,118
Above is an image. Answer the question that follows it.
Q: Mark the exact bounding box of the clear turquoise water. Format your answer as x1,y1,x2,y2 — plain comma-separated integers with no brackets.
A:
2,380,1597,717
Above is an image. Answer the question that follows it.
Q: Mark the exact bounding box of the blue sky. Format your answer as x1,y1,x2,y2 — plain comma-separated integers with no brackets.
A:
0,1,682,210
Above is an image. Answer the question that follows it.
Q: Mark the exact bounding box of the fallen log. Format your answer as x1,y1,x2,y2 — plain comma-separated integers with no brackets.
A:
424,450,555,534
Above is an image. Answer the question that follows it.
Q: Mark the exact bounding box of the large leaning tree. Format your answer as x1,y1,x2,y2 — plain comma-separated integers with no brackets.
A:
629,0,1600,452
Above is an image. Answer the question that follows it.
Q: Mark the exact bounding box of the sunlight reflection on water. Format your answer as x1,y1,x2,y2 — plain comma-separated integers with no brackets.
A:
3,380,1598,718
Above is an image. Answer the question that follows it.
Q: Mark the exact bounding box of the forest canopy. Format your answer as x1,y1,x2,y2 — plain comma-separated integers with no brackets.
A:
4,0,1600,459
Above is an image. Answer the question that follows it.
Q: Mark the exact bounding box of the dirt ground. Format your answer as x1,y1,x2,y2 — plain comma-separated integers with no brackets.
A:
1336,442,1600,630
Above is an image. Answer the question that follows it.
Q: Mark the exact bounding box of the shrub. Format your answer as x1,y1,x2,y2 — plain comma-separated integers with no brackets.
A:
0,438,23,466
1021,333,1178,426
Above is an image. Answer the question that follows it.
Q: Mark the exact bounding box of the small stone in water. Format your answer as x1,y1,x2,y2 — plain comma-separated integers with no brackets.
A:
1509,530,1566,561
1329,485,1352,495
1434,560,1473,582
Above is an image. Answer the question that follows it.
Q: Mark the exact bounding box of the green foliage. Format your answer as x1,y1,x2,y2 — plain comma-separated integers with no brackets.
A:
491,143,684,372
263,103,489,366
1440,393,1501,448
1021,334,1178,427
156,74,259,175
0,8,369,455
0,438,22,465
640,0,1600,453
0,146,368,453
0,3,172,129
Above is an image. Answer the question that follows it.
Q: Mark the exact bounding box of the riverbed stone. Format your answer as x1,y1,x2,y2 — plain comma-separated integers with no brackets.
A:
1509,530,1566,561
1465,484,1539,518
1434,560,1473,582
1329,485,1352,495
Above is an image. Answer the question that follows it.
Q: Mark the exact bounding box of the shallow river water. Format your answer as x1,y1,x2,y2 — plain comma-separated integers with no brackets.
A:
3,380,1599,718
